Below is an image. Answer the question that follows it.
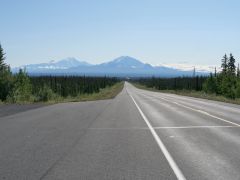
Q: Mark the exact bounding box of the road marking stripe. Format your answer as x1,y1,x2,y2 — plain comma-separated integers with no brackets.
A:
153,125,237,129
88,127,149,130
129,93,186,180
87,126,238,130
157,96,240,127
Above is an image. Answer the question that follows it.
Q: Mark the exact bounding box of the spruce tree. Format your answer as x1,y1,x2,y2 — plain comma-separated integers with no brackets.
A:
228,53,236,76
237,63,240,78
221,54,228,75
0,43,6,71
193,66,196,77
0,43,13,101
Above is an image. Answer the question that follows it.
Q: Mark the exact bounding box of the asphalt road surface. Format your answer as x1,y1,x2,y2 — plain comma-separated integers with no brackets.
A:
1,82,240,180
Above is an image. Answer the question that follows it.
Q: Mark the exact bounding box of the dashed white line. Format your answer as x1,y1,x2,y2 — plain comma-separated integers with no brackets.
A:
157,96,240,127
129,93,186,180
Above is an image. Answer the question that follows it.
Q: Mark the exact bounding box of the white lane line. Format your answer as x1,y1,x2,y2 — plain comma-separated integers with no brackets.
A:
129,93,186,180
88,127,149,130
157,96,240,127
88,126,239,130
153,125,238,129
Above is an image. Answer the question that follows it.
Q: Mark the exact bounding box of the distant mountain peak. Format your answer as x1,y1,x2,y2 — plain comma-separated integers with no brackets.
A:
100,56,148,69
113,56,141,63
56,57,91,67
14,57,92,71
12,56,208,77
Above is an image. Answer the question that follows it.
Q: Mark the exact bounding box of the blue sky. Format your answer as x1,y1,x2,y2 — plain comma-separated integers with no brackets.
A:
1,0,240,67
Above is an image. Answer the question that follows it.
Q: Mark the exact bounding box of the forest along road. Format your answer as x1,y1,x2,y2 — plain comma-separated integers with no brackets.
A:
1,82,240,180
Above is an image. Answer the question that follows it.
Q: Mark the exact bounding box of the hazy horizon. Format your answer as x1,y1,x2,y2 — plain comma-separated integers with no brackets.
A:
12,55,219,73
1,0,240,67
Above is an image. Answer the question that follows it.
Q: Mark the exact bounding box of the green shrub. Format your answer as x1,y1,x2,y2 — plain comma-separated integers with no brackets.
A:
7,69,33,103
220,76,236,99
235,80,240,98
36,85,57,102
203,74,217,93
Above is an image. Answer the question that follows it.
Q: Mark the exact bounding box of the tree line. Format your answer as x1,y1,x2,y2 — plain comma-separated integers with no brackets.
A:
133,53,240,99
30,76,118,101
0,44,119,103
203,53,240,99
135,76,207,91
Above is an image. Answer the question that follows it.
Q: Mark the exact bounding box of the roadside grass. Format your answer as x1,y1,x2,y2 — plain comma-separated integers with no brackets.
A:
51,81,124,103
132,83,240,105
1,82,124,105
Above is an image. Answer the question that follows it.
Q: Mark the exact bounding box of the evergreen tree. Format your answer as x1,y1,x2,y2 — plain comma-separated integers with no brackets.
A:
203,73,217,93
221,54,228,75
0,43,6,71
193,67,196,77
228,53,236,76
220,74,236,99
0,44,13,101
237,63,240,78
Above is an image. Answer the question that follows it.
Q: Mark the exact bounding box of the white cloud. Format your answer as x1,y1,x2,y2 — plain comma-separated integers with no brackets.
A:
156,63,221,73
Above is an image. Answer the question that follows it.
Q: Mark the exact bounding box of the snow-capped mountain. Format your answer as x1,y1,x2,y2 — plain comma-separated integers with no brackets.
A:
12,56,208,77
51,58,91,68
15,58,91,71
99,56,152,69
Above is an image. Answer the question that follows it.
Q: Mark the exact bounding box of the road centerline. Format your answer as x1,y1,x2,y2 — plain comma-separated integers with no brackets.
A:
128,92,186,180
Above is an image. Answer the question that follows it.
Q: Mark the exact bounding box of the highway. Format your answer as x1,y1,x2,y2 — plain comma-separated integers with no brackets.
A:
0,82,240,180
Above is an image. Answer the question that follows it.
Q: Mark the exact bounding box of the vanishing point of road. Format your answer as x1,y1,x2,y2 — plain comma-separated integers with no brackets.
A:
1,82,240,180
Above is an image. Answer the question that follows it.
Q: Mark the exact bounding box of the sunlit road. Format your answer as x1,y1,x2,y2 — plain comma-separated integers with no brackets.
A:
1,82,240,180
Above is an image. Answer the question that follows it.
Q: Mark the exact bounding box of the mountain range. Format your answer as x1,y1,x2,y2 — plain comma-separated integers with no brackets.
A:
13,56,207,77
